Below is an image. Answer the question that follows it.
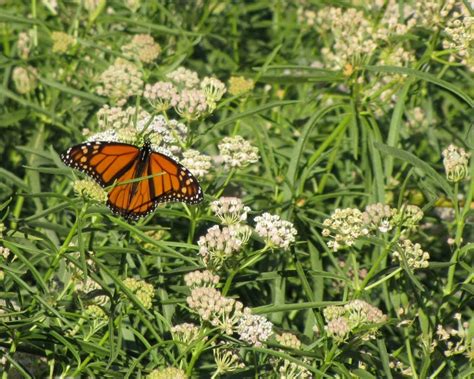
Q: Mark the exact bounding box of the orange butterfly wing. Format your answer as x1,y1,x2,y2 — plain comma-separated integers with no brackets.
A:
61,141,203,219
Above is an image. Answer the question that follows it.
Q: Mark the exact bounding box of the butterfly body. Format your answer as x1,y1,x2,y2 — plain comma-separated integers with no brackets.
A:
61,141,203,219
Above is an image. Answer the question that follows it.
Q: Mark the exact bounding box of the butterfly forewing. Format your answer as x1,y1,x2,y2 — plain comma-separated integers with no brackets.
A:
61,141,204,219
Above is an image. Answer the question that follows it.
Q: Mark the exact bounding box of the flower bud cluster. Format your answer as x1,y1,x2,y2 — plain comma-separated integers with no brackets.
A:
181,149,212,178
198,225,244,270
122,34,161,63
122,277,154,310
18,31,32,60
442,144,470,182
323,300,387,342
228,76,255,96
393,239,430,269
254,212,297,250
186,287,244,335
210,197,251,226
51,31,75,54
73,179,108,203
96,59,143,105
146,367,187,379
236,307,273,347
12,66,38,94
171,322,202,345
276,332,302,349
361,203,397,233
184,270,220,289
217,135,259,169
322,208,369,251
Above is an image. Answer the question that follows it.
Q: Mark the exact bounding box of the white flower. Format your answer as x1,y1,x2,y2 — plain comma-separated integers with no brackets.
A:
218,136,259,169
322,208,369,251
236,308,273,346
392,239,430,270
181,149,212,178
442,144,470,182
143,81,179,112
197,225,244,269
254,213,297,250
210,197,251,225
166,67,200,89
96,59,143,105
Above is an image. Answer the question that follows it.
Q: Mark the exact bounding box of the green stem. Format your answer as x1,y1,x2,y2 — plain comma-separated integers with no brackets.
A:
359,231,400,293
44,205,87,283
215,168,236,198
365,267,402,291
445,182,465,295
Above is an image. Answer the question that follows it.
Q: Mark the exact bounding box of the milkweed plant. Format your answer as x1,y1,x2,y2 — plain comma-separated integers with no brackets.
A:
0,1,473,378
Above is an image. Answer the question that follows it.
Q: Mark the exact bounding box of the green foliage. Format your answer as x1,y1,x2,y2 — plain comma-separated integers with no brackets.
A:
0,1,473,378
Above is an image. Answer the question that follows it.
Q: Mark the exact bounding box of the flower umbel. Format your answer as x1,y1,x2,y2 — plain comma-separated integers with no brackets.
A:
146,367,187,379
213,346,245,376
322,208,369,251
393,239,430,270
144,81,179,112
187,287,243,334
198,225,244,270
181,149,212,178
236,307,273,347
166,67,200,89
218,136,259,169
12,66,38,94
122,277,154,309
171,323,203,345
211,197,251,226
362,203,397,233
184,270,220,289
96,59,143,105
122,34,161,63
73,179,108,203
442,144,471,182
254,213,297,250
323,300,387,342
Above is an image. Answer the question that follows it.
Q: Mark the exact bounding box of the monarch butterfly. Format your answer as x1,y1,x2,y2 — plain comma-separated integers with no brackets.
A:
61,141,203,219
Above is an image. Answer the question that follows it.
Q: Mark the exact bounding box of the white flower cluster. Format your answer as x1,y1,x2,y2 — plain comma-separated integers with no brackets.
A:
322,208,369,251
393,239,430,270
236,308,273,347
187,287,244,335
442,144,471,182
184,270,220,289
198,225,244,270
144,81,179,112
143,67,226,120
361,203,397,233
213,346,245,376
210,197,251,226
121,34,161,64
323,300,387,342
171,322,202,345
96,59,143,106
137,114,187,155
181,149,212,178
254,212,297,250
433,314,471,358
12,66,38,94
217,135,259,169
